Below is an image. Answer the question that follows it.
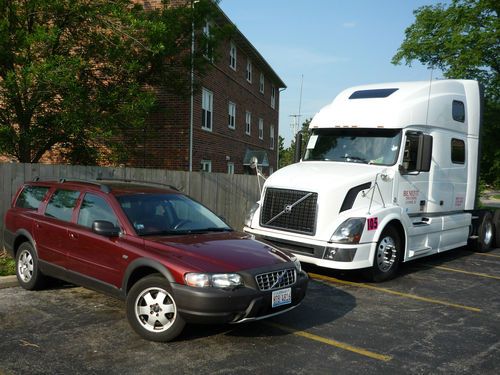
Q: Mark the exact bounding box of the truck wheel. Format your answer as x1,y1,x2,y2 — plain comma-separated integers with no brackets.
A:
366,226,402,282
474,211,494,252
493,210,500,248
126,275,185,342
15,242,47,290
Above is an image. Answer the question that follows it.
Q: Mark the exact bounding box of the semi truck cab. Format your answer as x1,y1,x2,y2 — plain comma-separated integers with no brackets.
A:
244,80,498,281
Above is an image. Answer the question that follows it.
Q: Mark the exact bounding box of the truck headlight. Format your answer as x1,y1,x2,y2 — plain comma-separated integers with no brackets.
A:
184,273,243,288
330,218,366,244
244,202,260,227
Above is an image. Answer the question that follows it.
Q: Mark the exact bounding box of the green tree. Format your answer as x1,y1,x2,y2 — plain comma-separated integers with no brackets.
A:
279,118,311,169
392,0,500,187
0,0,225,164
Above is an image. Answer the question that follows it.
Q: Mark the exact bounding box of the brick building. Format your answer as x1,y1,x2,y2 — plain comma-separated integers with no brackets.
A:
133,0,286,175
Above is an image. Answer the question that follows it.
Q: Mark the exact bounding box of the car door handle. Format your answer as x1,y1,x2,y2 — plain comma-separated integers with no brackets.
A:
68,232,78,240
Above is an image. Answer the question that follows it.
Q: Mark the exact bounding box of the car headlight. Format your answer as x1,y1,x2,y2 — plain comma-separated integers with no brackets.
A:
290,255,302,272
330,218,366,244
184,273,243,288
244,202,260,227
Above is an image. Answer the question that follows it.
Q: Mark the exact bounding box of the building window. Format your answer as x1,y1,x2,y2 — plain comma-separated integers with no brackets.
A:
202,88,213,131
270,124,275,150
258,118,264,140
259,73,265,94
227,162,234,174
271,86,276,109
228,102,236,129
451,138,465,164
203,20,213,60
229,41,237,70
245,111,251,135
201,160,212,172
246,59,252,83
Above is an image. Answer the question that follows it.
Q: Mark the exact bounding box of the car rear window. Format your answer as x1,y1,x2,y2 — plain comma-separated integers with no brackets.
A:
15,185,50,210
45,189,80,222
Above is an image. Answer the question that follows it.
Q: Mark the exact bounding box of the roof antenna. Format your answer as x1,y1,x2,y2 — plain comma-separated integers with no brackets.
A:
425,67,434,126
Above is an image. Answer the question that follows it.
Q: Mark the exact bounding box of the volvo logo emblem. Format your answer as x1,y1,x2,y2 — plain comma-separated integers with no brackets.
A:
284,204,293,214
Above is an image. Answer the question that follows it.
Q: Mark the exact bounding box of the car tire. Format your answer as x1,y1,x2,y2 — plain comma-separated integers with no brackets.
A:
365,226,402,282
15,242,47,290
126,275,185,342
474,211,494,252
493,210,500,249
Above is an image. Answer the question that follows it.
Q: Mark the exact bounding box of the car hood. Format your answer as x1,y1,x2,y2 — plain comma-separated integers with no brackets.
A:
145,231,292,273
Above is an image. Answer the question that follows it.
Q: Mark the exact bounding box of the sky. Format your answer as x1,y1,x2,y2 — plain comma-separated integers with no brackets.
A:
219,0,449,147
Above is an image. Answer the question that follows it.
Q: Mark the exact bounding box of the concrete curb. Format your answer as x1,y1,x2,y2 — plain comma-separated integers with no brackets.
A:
0,275,18,289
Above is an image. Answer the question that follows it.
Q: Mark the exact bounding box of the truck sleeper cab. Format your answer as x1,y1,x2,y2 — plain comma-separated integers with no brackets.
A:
244,80,499,281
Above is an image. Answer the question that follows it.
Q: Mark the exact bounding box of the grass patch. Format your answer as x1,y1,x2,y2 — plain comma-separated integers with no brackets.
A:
492,194,500,200
0,250,16,276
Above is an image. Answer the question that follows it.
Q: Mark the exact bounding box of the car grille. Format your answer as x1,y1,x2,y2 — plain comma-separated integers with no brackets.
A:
260,188,318,235
255,269,296,291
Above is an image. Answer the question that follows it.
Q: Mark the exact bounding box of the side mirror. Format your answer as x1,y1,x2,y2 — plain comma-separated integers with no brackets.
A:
92,220,121,237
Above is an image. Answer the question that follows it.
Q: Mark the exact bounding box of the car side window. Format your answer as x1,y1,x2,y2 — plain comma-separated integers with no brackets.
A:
78,193,119,228
45,189,80,222
15,185,49,210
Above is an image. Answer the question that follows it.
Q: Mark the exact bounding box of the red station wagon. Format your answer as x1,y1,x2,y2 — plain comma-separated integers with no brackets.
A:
3,179,308,342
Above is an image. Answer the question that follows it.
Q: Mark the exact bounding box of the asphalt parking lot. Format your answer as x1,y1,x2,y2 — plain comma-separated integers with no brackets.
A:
0,247,499,375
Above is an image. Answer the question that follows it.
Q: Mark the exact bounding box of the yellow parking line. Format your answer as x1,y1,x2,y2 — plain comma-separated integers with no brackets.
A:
473,252,500,259
266,322,392,362
429,265,500,280
309,273,481,313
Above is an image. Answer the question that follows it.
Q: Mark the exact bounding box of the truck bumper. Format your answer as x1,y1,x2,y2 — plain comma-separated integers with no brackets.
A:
246,228,374,270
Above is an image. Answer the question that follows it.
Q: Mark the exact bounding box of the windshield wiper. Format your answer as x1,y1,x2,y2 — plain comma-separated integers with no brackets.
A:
190,227,233,233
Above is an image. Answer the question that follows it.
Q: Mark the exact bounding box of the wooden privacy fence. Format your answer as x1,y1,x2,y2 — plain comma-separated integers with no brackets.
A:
0,163,261,246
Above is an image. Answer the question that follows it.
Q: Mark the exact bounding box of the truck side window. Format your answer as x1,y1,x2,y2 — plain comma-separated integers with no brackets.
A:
45,190,80,222
403,135,419,172
451,139,465,164
15,185,49,210
452,100,465,122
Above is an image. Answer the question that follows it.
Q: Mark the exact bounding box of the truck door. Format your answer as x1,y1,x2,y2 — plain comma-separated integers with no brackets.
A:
396,131,433,216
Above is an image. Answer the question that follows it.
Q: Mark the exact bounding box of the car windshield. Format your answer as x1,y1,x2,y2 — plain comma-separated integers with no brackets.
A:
303,128,402,165
116,194,232,236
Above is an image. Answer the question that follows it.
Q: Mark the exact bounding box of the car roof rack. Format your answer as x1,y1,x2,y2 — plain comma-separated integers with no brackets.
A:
95,177,180,192
31,176,111,193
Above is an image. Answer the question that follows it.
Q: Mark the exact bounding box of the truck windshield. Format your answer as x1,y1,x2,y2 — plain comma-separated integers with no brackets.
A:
303,128,402,165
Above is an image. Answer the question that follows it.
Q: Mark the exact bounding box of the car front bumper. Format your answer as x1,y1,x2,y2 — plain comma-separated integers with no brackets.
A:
171,270,308,324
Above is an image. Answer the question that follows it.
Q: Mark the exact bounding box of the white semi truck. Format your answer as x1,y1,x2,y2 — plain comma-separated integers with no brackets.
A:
244,79,499,281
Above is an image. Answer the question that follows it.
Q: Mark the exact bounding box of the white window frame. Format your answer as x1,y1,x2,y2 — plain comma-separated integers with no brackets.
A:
228,101,236,129
259,73,265,94
201,160,212,173
246,59,252,83
270,124,275,150
271,86,276,109
202,88,213,131
227,162,234,174
245,111,251,135
258,118,264,140
229,41,237,70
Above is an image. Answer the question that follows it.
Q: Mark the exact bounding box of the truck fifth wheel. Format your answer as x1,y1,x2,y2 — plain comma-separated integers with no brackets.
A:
244,79,499,282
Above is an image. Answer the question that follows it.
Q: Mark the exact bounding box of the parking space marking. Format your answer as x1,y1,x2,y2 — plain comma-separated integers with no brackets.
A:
266,322,392,362
428,265,500,280
472,252,500,259
309,273,482,313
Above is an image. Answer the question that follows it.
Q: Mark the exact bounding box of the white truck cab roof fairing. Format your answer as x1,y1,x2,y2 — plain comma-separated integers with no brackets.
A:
310,80,481,138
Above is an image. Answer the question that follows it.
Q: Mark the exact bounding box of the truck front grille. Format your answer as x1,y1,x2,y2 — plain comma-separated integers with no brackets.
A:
260,188,317,235
255,269,296,291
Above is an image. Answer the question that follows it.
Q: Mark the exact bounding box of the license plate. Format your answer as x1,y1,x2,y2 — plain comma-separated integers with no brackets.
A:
272,288,292,308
